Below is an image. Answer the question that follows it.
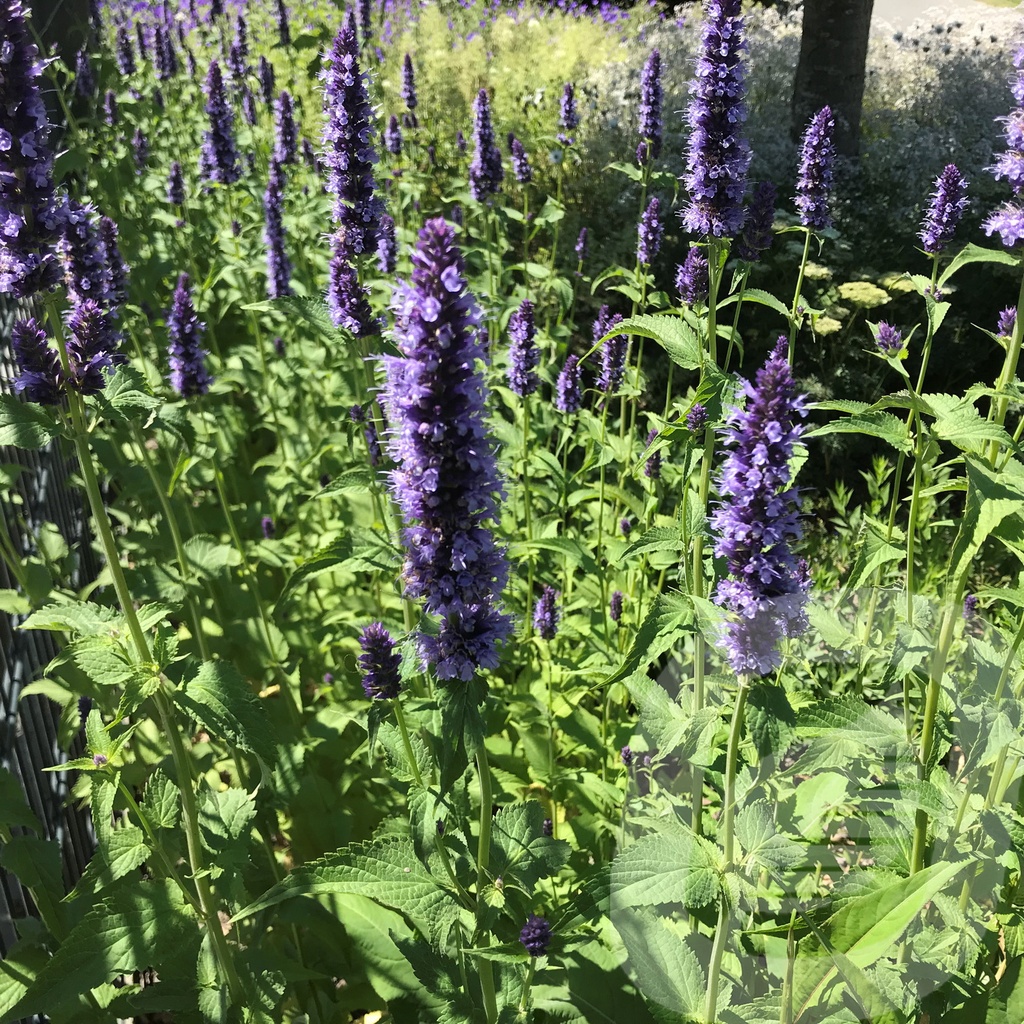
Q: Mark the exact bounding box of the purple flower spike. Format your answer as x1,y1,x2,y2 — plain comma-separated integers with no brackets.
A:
556,353,582,413
558,82,579,146
168,161,185,206
261,515,275,539
244,85,259,128
621,745,633,767
919,164,968,256
470,89,503,201
520,915,552,957
74,48,95,99
115,25,135,76
274,91,298,165
507,299,538,396
794,106,837,232
985,51,1024,245
327,238,375,335
637,49,662,166
621,518,632,537
11,318,61,405
676,245,709,305
98,217,128,307
65,299,120,396
984,203,1024,247
682,0,751,239
200,61,240,185
533,586,560,640
687,402,709,433
384,114,402,155
575,227,588,261
643,427,661,479
610,590,624,623
321,12,384,257
132,128,148,174
456,129,467,154
258,57,276,106
596,305,627,392
275,0,290,47
358,623,402,700
377,213,397,273
998,306,1017,339
637,196,663,266
103,90,117,126
58,201,113,309
264,159,292,299
734,181,777,262
875,321,903,355
167,273,212,397
0,0,66,298
381,219,511,682
710,338,810,677
510,136,532,184
401,53,417,112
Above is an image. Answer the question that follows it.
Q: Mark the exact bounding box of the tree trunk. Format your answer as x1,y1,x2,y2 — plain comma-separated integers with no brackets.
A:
790,0,874,160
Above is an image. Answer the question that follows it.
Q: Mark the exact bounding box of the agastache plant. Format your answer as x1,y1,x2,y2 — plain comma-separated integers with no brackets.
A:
985,46,1024,246
381,218,511,681
794,106,837,231
274,91,298,165
263,159,291,299
636,48,662,166
557,82,579,146
920,163,969,256
469,88,503,202
166,272,212,397
506,299,538,396
200,60,240,185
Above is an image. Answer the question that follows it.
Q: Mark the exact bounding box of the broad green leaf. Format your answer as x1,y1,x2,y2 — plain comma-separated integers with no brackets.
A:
0,766,40,831
606,593,692,685
67,637,133,687
792,859,969,1021
199,786,257,853
173,661,278,766
317,467,375,497
613,526,683,565
142,769,180,830
276,537,352,603
624,672,720,765
490,802,571,889
718,287,790,320
735,802,804,875
20,599,120,636
0,395,59,449
0,935,50,1021
746,683,797,764
805,410,912,453
183,534,241,579
938,242,1019,287
933,402,1015,455
271,295,343,340
603,314,701,372
793,697,906,773
610,826,721,910
841,517,904,596
70,825,151,899
100,366,161,416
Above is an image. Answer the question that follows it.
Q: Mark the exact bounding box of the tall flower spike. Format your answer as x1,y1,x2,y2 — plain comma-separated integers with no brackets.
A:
710,337,809,676
377,213,397,273
381,218,511,682
274,91,298,165
115,25,135,76
510,136,532,184
556,353,582,413
321,11,384,256
794,106,836,231
733,180,776,262
327,237,375,335
533,586,560,640
201,60,240,185
506,299,538,396
0,0,66,298
469,89,503,202
401,53,417,113
264,159,291,299
167,273,212,397
132,128,148,173
643,427,661,479
676,245,709,305
986,46,1024,241
920,163,969,256
596,305,627,392
275,0,290,47
74,48,96,98
11,318,61,405
103,89,117,127
98,216,128,307
575,227,588,261
258,56,276,105
637,49,662,166
58,201,112,308
358,623,402,700
637,196,663,266
682,0,751,239
558,82,579,146
65,299,121,396
384,114,402,155
168,161,185,206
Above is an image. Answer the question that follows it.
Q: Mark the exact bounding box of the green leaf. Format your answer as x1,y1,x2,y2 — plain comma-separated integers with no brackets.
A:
606,593,692,685
8,879,198,1019
0,395,59,449
605,314,701,372
100,366,161,417
718,287,790,320
509,536,597,574
183,534,241,579
0,589,29,615
173,661,278,767
793,697,906,773
232,835,461,945
735,802,804,874
933,402,1016,455
624,672,720,765
0,835,64,901
271,295,344,340
0,934,50,1022
610,825,721,910
938,242,1019,287
67,636,133,687
613,526,683,565
316,468,375,497
0,766,40,831
840,517,904,596
70,825,151,899
746,684,797,765
792,859,970,1022
490,802,571,889
142,769,180,830
199,786,257,855
805,410,912,453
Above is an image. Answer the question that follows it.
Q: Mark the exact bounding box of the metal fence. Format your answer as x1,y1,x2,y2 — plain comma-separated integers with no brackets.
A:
0,294,96,1011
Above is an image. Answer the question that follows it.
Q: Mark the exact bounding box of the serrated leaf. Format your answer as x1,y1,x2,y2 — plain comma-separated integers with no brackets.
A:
71,825,151,899
0,394,59,449
490,802,571,889
719,287,790,320
793,697,906,773
604,314,701,371
173,661,278,766
609,826,720,910
933,402,1015,455
735,802,804,874
272,295,344,340
746,683,797,764
316,467,375,497
199,786,257,847
142,769,180,830
100,365,161,416
183,534,241,579
613,526,683,565
805,410,912,453
938,242,1019,287
0,934,49,1021
0,766,40,831
20,599,120,636
68,637,133,687
606,593,692,685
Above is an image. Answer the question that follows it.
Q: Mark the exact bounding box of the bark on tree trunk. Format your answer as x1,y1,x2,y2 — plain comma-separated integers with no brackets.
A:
790,0,874,160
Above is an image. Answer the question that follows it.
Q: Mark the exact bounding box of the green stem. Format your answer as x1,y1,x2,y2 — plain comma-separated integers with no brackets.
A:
475,742,499,1024
787,228,813,365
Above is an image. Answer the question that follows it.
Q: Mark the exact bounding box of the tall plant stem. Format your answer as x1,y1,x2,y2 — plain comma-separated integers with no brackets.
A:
723,266,749,372
787,228,813,365
986,269,1024,463
45,300,244,1005
475,742,499,1024
523,395,536,637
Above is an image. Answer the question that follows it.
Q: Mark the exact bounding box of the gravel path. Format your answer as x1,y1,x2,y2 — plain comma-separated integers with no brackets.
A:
873,0,1020,30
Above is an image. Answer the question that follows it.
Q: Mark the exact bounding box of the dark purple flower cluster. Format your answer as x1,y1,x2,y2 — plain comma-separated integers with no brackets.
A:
556,354,582,413
520,915,552,957
358,0,372,47
711,337,809,676
168,161,185,206
258,56,275,105
200,61,240,185
227,14,249,84
682,0,750,238
167,272,212,397
687,402,708,433
11,318,61,404
998,306,1017,339
401,53,417,113
643,428,661,479
322,12,384,256
261,515,275,539
275,0,290,47
154,23,177,81
132,127,148,173
558,82,579,146
103,89,117,126
381,219,511,682
384,114,402,155
264,159,291,299
875,321,903,355
621,745,633,767
98,216,128,307
470,89,503,201
919,164,968,256
637,49,662,166
274,91,297,164
733,180,776,262
242,86,257,127
506,299,538,396
510,136,532,184
328,245,376,335
358,623,402,700
575,227,588,261
676,245,709,305
65,299,120,395
794,106,836,231
637,196,663,266
377,213,397,273
456,129,467,154
596,306,627,392
984,49,1024,247
115,24,135,76
58,201,113,307
74,48,95,98
533,586,559,640
0,0,66,298
610,590,624,622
